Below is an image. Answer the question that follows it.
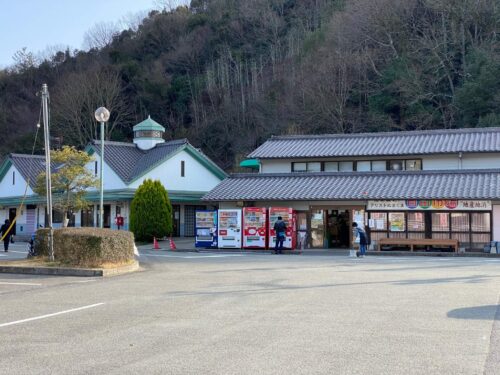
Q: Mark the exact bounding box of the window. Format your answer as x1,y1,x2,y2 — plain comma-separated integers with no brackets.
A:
324,162,338,172
451,213,469,231
12,171,15,185
292,162,321,172
181,160,185,177
135,130,162,138
52,209,64,224
405,160,422,171
389,160,405,171
356,161,371,172
371,161,386,171
308,162,321,172
432,213,449,231
408,212,425,231
94,161,98,176
292,162,307,172
471,213,490,232
339,161,353,172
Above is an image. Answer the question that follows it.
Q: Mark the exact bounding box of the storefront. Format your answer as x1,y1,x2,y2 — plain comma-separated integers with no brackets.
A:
366,200,492,251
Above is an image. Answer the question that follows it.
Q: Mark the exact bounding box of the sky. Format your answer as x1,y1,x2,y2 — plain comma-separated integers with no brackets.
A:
0,0,188,67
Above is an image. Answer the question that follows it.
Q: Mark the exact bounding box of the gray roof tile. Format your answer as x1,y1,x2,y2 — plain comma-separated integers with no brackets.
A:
10,154,59,188
202,170,500,201
248,127,500,159
92,139,188,183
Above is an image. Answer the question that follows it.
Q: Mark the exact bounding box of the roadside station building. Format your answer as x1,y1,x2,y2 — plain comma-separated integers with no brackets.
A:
0,117,225,238
203,127,500,251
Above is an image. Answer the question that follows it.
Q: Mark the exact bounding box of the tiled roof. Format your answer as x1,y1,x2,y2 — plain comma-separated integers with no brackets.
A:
10,154,59,188
202,170,500,201
92,139,188,183
248,127,500,159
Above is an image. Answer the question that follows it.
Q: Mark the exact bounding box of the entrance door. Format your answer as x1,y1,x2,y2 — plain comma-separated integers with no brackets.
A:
104,205,111,228
327,209,351,248
310,209,325,248
81,207,94,227
172,205,180,237
8,208,16,235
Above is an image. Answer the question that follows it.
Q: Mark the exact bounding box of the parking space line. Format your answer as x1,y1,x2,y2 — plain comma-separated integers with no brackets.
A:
0,303,105,328
0,282,42,286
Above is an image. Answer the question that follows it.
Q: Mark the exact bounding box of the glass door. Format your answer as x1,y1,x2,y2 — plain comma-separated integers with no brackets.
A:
310,209,325,248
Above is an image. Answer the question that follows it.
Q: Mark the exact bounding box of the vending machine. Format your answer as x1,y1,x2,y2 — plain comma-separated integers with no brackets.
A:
218,209,242,248
268,207,297,249
243,207,267,249
195,210,218,248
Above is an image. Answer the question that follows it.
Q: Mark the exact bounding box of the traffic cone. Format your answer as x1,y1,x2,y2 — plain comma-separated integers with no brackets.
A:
169,236,177,251
153,237,160,250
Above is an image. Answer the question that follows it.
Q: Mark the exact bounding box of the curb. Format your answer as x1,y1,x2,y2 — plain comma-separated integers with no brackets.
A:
0,260,140,277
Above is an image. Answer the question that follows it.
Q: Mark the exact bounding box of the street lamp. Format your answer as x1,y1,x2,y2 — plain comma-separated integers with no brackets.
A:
94,107,110,229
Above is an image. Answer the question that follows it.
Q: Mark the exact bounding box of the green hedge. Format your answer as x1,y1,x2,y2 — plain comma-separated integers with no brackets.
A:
35,228,135,267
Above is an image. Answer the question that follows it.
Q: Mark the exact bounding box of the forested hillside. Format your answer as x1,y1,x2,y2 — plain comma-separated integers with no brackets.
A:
1,0,499,170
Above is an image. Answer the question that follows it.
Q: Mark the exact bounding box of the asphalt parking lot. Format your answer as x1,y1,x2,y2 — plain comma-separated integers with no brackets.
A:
0,250,499,374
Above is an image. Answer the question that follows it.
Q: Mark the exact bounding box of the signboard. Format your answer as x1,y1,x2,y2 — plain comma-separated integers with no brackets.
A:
367,200,491,211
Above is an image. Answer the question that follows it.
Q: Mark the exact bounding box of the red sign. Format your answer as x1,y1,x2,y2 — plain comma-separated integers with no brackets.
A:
219,229,227,236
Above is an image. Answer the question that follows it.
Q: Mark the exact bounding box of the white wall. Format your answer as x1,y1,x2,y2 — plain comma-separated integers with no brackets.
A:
129,150,222,192
462,153,500,169
0,165,34,198
261,159,292,173
85,159,126,191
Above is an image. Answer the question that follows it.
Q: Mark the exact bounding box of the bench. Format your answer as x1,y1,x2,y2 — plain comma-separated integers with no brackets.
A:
377,238,459,253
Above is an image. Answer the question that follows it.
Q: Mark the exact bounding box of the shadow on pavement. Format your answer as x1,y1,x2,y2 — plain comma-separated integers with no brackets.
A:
447,305,500,320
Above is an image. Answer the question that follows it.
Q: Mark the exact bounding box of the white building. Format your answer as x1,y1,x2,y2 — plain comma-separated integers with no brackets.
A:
0,117,226,238
204,127,500,251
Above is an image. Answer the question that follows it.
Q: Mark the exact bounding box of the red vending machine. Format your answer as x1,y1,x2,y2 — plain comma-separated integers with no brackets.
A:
243,207,267,249
268,207,296,249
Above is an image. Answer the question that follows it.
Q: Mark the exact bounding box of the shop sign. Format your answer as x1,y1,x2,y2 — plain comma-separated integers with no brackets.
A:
367,200,491,211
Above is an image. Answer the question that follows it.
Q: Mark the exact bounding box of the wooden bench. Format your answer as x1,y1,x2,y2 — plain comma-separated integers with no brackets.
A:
377,238,459,253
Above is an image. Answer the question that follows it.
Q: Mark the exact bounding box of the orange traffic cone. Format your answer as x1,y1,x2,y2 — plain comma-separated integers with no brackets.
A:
153,237,160,250
169,236,177,251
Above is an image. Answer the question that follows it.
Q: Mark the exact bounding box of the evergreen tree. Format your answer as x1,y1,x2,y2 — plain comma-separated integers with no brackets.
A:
130,179,173,242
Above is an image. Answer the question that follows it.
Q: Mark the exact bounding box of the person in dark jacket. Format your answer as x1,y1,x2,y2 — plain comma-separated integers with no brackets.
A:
1,219,13,252
273,216,287,254
352,222,368,258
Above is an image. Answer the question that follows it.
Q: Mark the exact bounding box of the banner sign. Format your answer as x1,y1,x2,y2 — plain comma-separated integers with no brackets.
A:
367,200,491,211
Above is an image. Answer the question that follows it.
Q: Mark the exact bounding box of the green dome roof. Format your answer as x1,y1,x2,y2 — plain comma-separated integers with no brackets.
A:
133,116,165,132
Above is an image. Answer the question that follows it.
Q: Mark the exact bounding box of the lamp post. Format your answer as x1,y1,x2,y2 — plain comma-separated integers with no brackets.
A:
94,107,110,228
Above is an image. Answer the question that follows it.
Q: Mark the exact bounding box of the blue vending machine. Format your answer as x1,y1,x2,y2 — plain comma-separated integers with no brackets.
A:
195,210,218,248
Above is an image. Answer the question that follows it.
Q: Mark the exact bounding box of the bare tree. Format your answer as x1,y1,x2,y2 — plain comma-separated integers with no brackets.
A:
52,68,133,147
82,22,119,50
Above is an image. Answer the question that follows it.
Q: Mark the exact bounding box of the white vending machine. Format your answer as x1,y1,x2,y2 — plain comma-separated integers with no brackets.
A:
218,209,242,248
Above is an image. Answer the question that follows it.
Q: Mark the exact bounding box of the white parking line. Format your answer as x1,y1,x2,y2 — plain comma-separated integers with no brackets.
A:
0,303,105,328
143,253,246,259
0,282,42,286
75,279,98,283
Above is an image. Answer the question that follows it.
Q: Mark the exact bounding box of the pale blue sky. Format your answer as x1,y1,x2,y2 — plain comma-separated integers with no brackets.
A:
0,0,188,67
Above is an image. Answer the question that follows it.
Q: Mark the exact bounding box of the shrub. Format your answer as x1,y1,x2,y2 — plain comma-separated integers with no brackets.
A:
35,228,135,267
130,179,173,242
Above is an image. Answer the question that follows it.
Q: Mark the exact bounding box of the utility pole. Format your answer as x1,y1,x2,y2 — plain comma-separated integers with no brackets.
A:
42,84,54,261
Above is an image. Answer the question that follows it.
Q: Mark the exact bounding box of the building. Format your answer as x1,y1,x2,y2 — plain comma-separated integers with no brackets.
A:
203,127,500,251
0,117,226,238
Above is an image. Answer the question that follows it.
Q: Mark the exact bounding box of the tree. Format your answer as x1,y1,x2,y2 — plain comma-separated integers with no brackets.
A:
130,179,173,242
35,146,99,227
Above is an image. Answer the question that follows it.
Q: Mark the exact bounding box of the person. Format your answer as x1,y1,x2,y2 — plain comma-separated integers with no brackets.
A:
352,222,367,258
273,216,287,254
1,219,13,252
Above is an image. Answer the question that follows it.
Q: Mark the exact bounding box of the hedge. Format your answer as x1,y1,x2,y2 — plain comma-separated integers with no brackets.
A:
35,228,135,267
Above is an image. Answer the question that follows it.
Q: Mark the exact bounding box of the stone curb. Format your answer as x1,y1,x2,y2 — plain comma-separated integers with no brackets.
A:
0,260,140,277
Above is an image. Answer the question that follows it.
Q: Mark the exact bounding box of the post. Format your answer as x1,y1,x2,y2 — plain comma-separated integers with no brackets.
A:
100,120,104,228
41,84,54,261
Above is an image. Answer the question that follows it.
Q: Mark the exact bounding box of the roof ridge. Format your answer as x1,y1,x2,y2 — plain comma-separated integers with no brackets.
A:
92,140,137,147
10,153,46,159
269,126,500,140
229,169,500,178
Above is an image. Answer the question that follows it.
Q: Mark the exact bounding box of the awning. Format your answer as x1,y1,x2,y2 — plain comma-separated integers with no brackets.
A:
239,159,260,169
